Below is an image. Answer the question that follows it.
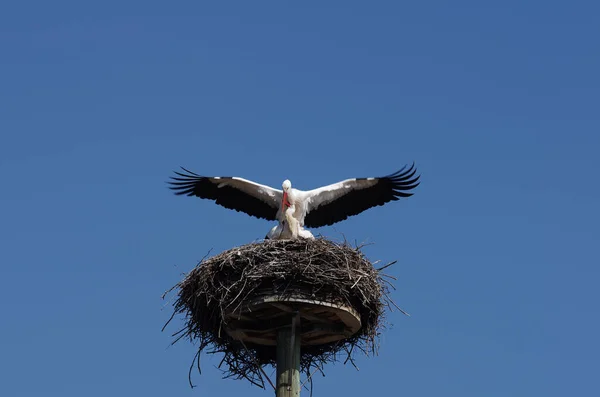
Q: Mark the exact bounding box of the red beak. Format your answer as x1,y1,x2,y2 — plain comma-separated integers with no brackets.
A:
282,192,291,208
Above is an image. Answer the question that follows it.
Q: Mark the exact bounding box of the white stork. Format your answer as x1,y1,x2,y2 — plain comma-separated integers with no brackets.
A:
168,164,420,239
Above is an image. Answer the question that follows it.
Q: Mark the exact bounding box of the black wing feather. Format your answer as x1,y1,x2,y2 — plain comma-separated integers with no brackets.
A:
303,163,420,228
167,167,279,221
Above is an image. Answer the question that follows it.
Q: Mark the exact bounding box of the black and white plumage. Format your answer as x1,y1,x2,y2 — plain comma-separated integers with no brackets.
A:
168,164,420,239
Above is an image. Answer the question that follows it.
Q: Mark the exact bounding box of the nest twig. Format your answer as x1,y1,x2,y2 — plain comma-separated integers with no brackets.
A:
162,237,402,389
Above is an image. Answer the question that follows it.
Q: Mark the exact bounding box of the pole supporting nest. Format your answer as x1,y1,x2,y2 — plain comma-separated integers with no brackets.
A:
276,312,301,397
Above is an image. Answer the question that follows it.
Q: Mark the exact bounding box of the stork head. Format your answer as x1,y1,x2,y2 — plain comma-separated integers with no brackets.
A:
281,180,292,208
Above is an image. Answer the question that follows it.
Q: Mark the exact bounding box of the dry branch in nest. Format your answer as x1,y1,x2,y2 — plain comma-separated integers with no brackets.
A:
162,237,402,389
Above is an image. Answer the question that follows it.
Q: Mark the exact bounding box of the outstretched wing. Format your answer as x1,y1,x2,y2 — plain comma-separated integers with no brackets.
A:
302,163,420,228
168,167,282,221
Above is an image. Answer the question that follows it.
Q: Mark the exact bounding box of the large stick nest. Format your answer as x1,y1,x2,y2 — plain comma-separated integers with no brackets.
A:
163,237,402,389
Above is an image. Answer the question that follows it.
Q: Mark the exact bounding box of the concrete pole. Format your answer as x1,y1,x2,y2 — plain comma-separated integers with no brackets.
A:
276,318,301,397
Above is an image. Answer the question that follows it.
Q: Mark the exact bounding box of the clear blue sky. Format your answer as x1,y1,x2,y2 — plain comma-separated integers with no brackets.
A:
1,1,598,396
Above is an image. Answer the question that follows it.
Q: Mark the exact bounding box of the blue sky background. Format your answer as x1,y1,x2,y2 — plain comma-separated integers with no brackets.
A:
1,1,599,396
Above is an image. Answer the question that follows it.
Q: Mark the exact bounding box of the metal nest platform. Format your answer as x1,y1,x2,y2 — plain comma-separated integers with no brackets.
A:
163,237,402,390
